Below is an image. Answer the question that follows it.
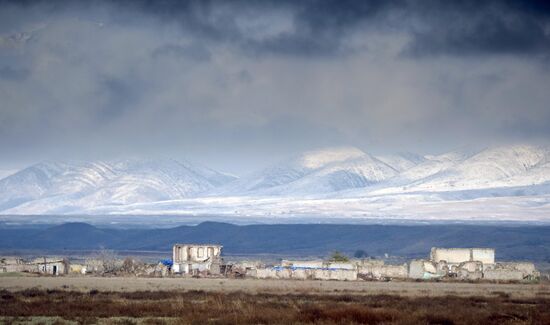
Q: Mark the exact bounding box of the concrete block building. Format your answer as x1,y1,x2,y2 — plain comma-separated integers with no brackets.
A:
172,244,222,275
409,247,538,281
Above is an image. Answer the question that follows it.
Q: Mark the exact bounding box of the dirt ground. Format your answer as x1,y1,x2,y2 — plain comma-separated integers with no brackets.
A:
1,275,549,298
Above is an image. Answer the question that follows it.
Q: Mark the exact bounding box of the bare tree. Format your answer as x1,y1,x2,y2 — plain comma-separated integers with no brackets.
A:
97,248,118,274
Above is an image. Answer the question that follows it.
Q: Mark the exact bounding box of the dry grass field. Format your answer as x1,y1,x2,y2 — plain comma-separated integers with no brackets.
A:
1,288,549,324
1,276,549,298
1,276,550,324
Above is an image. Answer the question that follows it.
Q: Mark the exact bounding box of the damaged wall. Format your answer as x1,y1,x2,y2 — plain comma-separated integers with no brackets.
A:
357,260,408,280
255,266,357,281
483,262,539,281
408,260,444,280
0,257,26,273
282,260,356,270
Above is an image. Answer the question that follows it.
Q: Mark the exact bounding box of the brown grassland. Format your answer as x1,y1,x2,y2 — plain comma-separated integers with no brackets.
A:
1,288,550,324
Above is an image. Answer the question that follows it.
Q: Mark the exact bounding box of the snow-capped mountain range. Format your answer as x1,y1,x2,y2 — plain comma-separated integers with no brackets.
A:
1,144,549,221
0,159,236,214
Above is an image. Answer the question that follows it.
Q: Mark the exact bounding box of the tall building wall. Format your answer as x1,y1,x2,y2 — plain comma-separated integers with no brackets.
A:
430,248,495,264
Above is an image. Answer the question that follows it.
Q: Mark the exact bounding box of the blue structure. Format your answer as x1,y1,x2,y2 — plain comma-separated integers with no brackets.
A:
160,259,173,267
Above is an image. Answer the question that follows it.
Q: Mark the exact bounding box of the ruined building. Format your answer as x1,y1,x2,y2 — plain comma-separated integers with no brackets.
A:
409,247,539,281
29,258,68,275
0,257,68,275
172,244,222,275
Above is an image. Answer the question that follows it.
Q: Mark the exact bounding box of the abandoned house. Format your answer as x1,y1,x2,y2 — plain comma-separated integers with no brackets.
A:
28,258,68,275
1,257,68,275
172,244,222,275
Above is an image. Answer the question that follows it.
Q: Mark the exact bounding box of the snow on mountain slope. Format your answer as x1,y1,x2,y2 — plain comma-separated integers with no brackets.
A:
0,161,88,211
403,145,550,192
375,153,426,172
270,154,399,195
0,158,236,213
398,150,474,183
79,191,550,222
218,147,398,196
499,160,550,188
217,147,364,194
0,169,17,179
362,149,474,196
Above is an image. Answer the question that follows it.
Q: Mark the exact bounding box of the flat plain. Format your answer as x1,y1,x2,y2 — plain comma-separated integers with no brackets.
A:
1,275,550,297
2,276,550,324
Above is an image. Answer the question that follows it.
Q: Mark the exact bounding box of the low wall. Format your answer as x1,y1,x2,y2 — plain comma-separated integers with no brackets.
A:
483,262,539,280
255,267,357,281
0,264,27,273
281,260,324,268
359,264,408,279
281,260,356,270
483,269,525,281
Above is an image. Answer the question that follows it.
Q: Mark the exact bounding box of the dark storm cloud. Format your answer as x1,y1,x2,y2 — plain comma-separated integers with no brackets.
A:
3,0,549,58
243,0,396,56
1,0,550,173
119,0,388,57
404,1,550,57
117,0,550,58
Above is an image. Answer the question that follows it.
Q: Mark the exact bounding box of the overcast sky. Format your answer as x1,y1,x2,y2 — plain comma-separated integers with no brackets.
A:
1,0,550,174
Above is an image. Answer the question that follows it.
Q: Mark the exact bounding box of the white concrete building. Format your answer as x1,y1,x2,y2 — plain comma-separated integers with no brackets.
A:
172,244,222,275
